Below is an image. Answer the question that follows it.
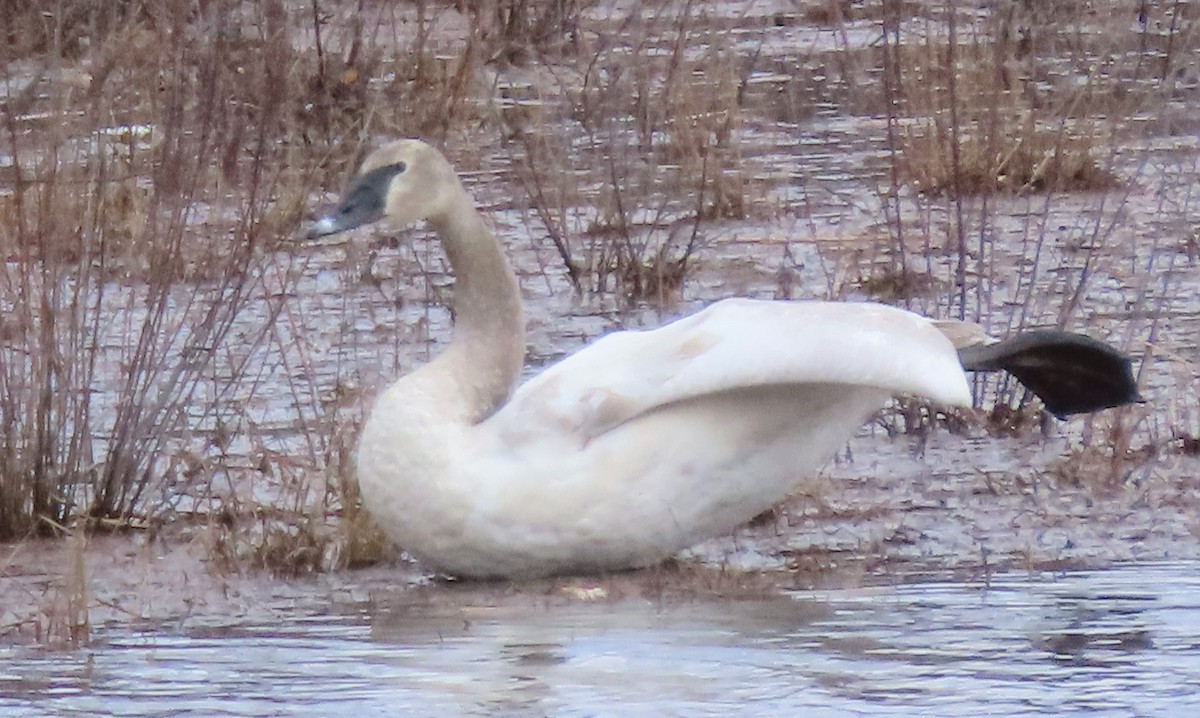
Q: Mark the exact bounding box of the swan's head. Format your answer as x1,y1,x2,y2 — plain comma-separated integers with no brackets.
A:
307,139,460,239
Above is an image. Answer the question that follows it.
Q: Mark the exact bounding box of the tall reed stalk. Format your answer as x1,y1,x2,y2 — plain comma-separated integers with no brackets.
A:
0,1,327,538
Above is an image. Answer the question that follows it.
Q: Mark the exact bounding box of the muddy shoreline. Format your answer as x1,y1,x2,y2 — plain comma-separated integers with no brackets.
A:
2,0,1198,655
5,427,1196,647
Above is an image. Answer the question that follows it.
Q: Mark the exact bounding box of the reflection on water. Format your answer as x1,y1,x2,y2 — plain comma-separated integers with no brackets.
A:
3,562,1199,717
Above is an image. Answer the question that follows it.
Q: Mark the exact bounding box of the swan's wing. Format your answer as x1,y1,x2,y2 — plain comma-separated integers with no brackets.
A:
956,329,1143,418
488,298,972,444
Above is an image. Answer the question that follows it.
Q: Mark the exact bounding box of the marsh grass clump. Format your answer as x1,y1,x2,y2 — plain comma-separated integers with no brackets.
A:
801,0,927,27
0,0,493,546
6,0,515,570
903,122,1120,197
0,0,334,540
227,472,395,577
235,489,395,578
873,398,976,442
856,265,939,302
504,1,748,302
325,473,398,570
250,513,334,578
800,0,857,26
892,25,1123,199
1045,440,1144,490
228,378,395,576
2,0,147,60
20,529,93,648
461,0,584,62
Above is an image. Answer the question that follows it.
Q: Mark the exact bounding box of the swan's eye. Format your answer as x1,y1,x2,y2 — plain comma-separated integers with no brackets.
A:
393,161,407,174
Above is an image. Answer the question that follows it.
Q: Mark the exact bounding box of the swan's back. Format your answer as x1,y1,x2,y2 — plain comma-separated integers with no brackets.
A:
489,298,971,446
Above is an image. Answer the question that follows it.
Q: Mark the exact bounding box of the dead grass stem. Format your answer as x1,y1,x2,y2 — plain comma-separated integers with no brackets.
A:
508,0,746,302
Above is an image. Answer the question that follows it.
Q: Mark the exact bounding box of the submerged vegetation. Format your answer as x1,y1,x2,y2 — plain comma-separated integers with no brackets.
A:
0,0,1197,639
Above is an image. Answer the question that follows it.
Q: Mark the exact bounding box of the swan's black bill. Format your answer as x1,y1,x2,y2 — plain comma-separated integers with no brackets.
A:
957,329,1144,419
307,163,407,239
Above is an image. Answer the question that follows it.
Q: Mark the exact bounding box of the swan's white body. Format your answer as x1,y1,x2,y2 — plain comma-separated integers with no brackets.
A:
358,299,970,578
313,140,973,579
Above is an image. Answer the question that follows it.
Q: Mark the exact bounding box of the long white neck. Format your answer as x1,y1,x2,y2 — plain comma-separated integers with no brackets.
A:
420,184,525,423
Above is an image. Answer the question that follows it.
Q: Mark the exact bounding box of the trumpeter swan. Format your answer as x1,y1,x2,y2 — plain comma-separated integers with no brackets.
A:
307,139,1141,579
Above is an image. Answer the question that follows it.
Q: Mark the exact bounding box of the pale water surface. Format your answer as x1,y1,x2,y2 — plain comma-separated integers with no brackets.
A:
3,562,1199,717
1,5,1198,717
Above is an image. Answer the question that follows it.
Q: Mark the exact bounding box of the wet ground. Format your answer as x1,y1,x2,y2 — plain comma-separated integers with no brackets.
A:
3,0,1200,714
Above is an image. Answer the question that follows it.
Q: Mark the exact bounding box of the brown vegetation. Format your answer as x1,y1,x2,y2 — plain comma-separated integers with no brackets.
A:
0,0,1196,624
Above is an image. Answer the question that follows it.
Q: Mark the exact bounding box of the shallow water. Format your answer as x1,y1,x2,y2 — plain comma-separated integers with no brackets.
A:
4,562,1199,717
3,4,1199,716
